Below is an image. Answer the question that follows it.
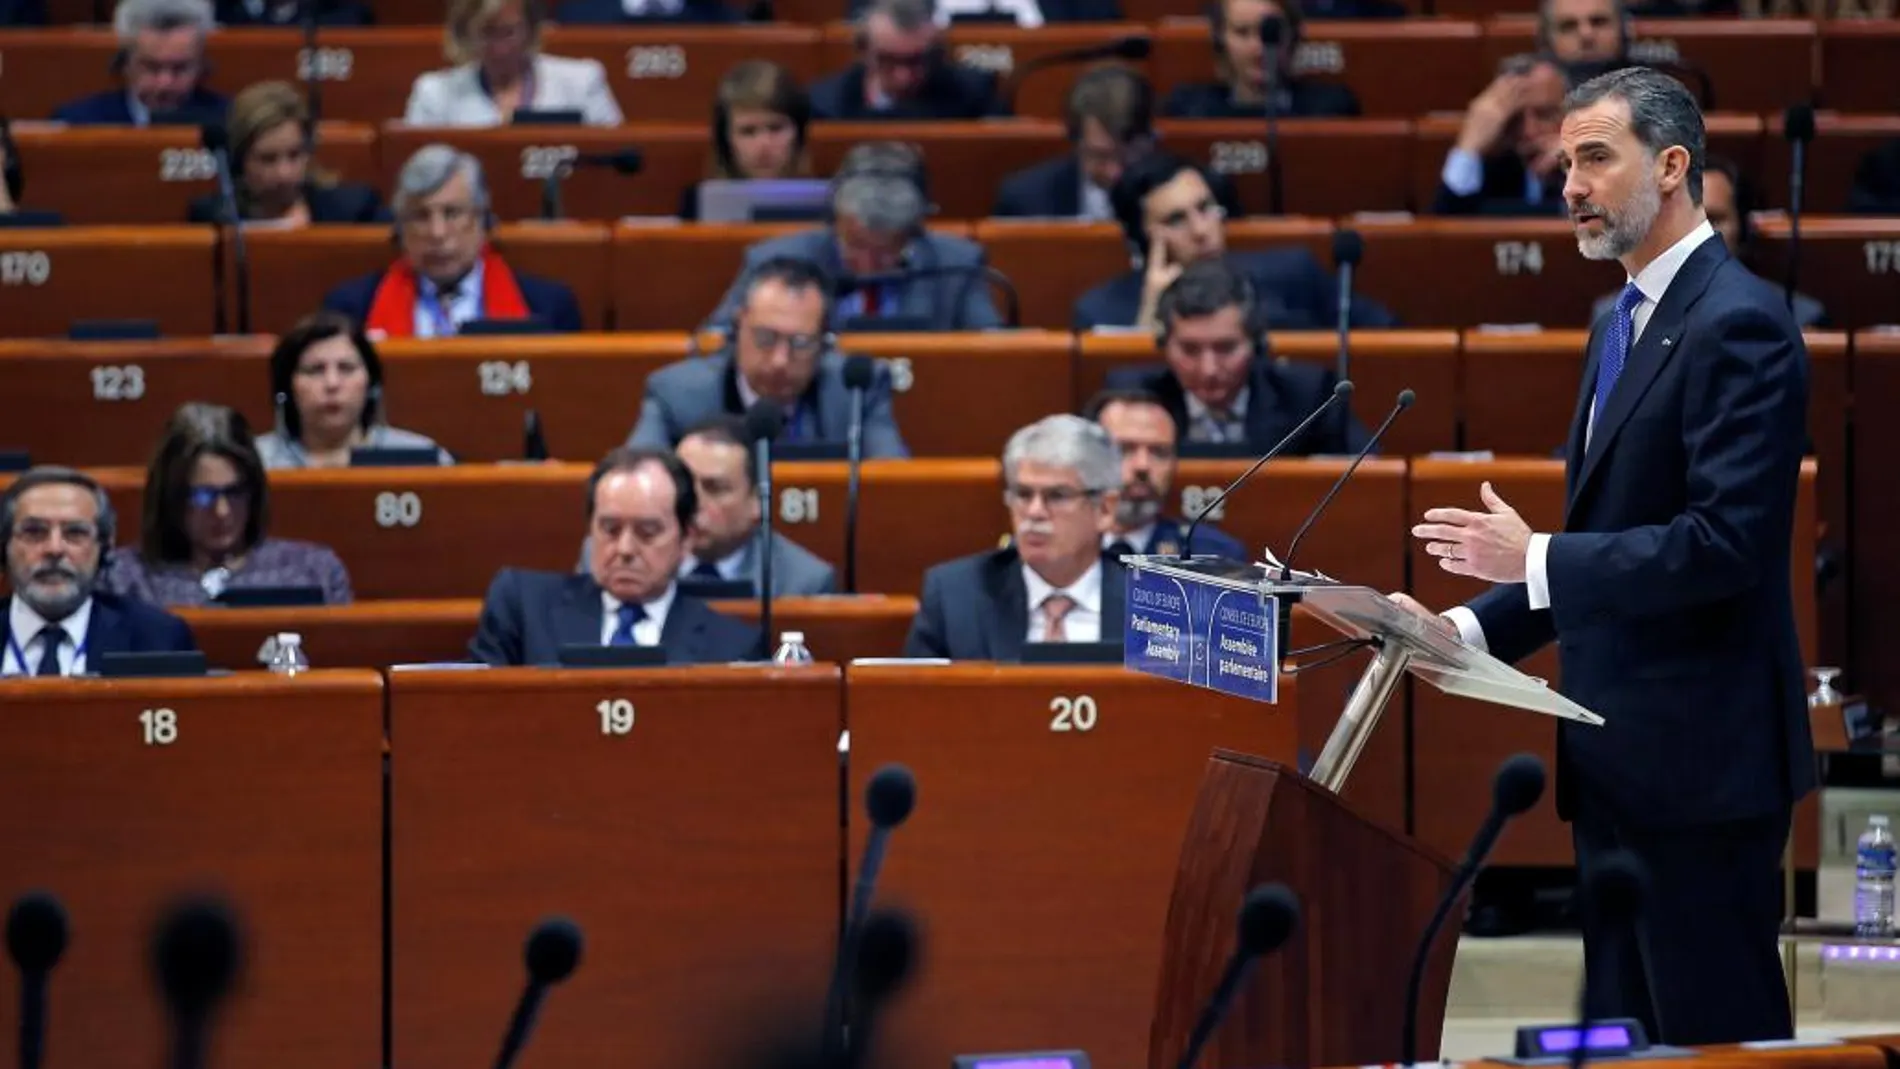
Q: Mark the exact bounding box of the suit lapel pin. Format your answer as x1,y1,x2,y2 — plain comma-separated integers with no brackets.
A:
1661,336,1674,347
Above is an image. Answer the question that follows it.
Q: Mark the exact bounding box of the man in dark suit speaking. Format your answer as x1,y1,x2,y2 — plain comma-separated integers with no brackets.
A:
471,448,764,666
2,467,195,676
1397,68,1811,1046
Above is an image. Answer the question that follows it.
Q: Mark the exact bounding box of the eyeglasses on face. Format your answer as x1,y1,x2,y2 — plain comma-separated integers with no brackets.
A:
1003,485,1099,510
188,484,252,511
11,520,98,548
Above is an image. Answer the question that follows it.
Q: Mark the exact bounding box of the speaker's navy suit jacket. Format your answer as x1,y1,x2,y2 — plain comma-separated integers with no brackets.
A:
1468,233,1814,829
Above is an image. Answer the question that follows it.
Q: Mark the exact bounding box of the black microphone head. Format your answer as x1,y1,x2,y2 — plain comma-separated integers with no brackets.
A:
1236,883,1300,957
6,892,69,974
152,898,241,1018
1491,753,1547,817
744,401,785,444
852,907,920,1004
865,764,917,829
1332,379,1353,398
1784,104,1816,144
1582,850,1647,925
842,354,876,391
199,123,228,154
524,917,583,985
1258,13,1284,45
606,148,644,175
1396,388,1416,409
1110,34,1153,59
1331,229,1364,267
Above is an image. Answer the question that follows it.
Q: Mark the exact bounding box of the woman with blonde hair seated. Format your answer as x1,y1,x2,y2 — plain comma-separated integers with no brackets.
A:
187,81,386,225
404,0,623,126
679,60,812,219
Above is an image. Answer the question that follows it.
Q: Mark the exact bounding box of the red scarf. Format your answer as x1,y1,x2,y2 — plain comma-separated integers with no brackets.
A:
364,246,530,338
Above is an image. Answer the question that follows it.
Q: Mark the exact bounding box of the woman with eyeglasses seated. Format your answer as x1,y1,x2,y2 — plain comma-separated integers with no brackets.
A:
101,403,353,607
254,312,454,469
186,81,387,226
680,61,812,220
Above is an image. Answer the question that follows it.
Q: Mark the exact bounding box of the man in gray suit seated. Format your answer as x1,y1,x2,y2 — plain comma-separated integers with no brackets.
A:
472,447,764,666
904,414,1129,660
703,142,1003,332
583,416,836,596
629,256,910,457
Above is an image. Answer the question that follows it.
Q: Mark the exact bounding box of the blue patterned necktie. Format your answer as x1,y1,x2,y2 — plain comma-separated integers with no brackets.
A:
1594,282,1646,428
608,603,644,646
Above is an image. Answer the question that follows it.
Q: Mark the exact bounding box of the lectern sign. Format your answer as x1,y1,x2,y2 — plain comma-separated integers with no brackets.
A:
1123,567,1280,704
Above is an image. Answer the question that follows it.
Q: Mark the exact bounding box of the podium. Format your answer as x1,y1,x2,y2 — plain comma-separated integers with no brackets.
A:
1123,556,1602,1067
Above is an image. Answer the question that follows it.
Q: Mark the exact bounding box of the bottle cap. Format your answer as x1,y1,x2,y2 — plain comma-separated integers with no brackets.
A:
1874,814,1891,826
276,632,302,645
780,631,806,644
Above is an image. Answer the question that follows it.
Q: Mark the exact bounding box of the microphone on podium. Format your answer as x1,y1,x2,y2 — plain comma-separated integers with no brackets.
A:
841,355,875,594
493,917,584,1069
1399,753,1546,1066
152,898,242,1069
1177,380,1354,560
1278,388,1414,578
745,401,787,644
7,892,69,1069
823,765,918,1061
1174,884,1301,1069
842,908,921,1069
1567,853,1648,1069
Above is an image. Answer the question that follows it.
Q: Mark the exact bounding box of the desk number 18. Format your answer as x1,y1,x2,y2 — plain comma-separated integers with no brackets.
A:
139,707,179,746
597,698,635,735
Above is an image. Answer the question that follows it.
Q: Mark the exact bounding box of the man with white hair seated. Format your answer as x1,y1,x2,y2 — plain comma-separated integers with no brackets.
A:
322,144,582,336
704,141,1001,332
53,0,228,124
903,413,1127,660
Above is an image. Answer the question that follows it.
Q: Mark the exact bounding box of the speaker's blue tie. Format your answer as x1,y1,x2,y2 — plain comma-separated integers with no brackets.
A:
1594,282,1646,427
608,602,644,646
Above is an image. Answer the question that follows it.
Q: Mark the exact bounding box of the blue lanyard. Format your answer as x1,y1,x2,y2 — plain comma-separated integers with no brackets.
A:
5,627,88,677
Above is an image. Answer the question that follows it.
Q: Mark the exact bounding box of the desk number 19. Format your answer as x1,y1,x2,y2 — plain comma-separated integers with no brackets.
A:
597,698,635,735
139,707,179,746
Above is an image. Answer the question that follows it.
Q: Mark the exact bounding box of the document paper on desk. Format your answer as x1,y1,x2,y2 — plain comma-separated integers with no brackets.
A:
1122,564,1280,704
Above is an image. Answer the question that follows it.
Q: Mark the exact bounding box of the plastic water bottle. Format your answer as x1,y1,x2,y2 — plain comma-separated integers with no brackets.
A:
772,631,814,665
264,632,310,676
1854,814,1896,937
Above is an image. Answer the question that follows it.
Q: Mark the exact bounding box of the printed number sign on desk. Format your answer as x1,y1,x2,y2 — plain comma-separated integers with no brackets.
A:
1122,565,1280,704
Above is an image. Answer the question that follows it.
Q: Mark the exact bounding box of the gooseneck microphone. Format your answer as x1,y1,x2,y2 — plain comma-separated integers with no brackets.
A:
300,0,323,123
835,263,1022,330
1568,853,1648,1069
493,917,584,1069
152,898,242,1069
200,123,252,335
541,149,645,221
1783,104,1815,314
1174,884,1302,1069
842,908,921,1069
1278,388,1413,578
744,402,785,646
1003,35,1152,113
523,408,549,461
1330,230,1363,446
822,764,918,1062
7,892,69,1069
1178,379,1353,560
1259,15,1288,216
1399,753,1546,1066
841,355,875,594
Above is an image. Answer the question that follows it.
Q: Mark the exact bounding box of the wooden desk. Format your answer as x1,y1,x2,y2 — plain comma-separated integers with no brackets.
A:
1759,114,1900,214
1848,331,1900,726
1073,329,1461,457
977,218,1335,331
1480,17,1818,115
388,665,840,1069
9,123,377,225
850,330,1077,458
544,25,826,123
178,596,920,668
0,671,382,1069
1150,20,1486,119
381,123,703,221
1818,21,1900,113
1354,215,1623,329
1459,329,1586,454
1405,458,1819,867
845,663,1299,1069
0,337,272,467
810,120,1068,221
0,226,216,337
1155,119,1416,216
1754,217,1900,330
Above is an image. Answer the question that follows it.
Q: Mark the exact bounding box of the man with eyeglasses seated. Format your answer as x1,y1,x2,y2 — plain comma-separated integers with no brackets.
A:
629,257,910,456
904,414,1127,660
1,467,195,679
322,145,582,337
1072,153,1396,333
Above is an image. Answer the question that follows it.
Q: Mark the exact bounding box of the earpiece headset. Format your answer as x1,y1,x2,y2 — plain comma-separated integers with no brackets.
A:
1152,261,1271,363
1533,0,1633,59
0,117,24,206
270,315,386,444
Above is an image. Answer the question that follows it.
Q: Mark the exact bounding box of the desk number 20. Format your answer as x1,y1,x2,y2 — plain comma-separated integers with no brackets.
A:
1048,695,1097,733
139,707,179,746
597,698,635,735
